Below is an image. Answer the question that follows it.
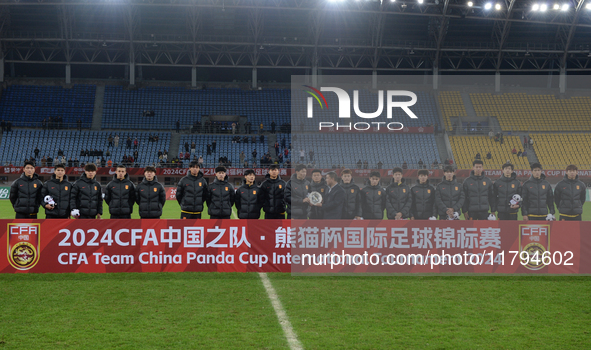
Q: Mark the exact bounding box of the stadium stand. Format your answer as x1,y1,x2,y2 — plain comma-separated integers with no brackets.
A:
292,89,441,132
532,133,591,169
470,93,591,132
102,86,291,130
178,134,271,168
0,85,95,128
449,135,530,170
0,130,170,168
438,91,467,131
292,133,440,169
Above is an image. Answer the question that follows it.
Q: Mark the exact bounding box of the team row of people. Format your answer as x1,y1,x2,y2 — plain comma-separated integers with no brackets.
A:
9,160,586,221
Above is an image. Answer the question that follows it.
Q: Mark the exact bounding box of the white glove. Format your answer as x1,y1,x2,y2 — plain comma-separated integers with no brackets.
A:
71,209,80,219
488,213,497,221
428,216,437,220
44,195,55,206
546,214,555,221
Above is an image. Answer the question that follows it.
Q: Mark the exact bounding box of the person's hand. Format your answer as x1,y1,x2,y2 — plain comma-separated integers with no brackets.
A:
523,215,528,221
97,214,102,219
354,216,362,220
44,204,54,210
510,204,519,209
446,208,454,216
303,198,310,204
410,217,415,220
315,203,322,207
395,212,402,220
464,211,469,220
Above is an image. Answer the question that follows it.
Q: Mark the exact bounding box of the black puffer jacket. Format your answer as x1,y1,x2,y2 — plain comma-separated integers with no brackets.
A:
41,174,72,218
105,174,136,216
492,172,522,214
235,181,262,219
285,174,310,219
385,178,412,219
360,184,386,220
259,174,286,215
521,174,555,217
176,171,209,214
410,180,436,219
462,171,494,214
309,178,329,219
70,173,103,217
435,176,465,217
135,176,166,218
340,181,362,219
10,173,43,215
554,175,586,216
207,177,235,217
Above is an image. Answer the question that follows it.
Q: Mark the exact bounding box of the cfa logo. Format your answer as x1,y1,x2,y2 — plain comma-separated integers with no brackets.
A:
305,86,418,119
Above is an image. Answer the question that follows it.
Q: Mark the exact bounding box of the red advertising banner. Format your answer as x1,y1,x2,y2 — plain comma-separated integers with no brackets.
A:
1,220,590,274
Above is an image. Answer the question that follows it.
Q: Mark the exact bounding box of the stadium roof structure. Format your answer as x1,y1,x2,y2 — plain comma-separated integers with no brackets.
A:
1,0,591,81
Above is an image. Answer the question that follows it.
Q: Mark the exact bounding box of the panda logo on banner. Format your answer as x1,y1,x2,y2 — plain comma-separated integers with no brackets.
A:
518,224,550,270
7,223,41,270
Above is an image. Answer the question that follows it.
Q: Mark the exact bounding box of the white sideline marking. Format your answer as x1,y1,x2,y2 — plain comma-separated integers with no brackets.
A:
259,273,303,350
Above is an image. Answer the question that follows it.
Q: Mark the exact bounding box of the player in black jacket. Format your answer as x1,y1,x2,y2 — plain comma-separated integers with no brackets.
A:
309,169,329,219
10,161,43,219
340,169,362,219
462,160,494,220
70,163,103,219
176,161,209,219
207,166,235,219
522,163,555,221
105,165,136,219
135,166,166,219
40,164,72,219
411,169,436,220
235,169,262,219
360,171,386,220
435,166,465,220
259,165,286,219
385,167,412,220
492,163,522,220
554,164,586,221
285,164,310,219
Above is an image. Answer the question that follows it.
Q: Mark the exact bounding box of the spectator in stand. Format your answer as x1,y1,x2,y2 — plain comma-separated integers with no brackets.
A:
252,149,258,162
512,147,517,155
240,151,245,165
418,159,424,169
475,153,481,160
108,134,114,147
523,135,528,149
126,137,132,149
114,135,120,148
517,150,522,157
309,150,314,162
260,135,265,144
77,118,82,131
487,152,492,160
41,156,47,167
402,161,408,170
212,140,217,153
522,150,528,157
191,142,196,155
133,138,139,149
259,123,264,134
176,120,180,133
107,159,113,167
184,142,190,153
356,159,363,169
133,151,139,163
68,158,73,167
